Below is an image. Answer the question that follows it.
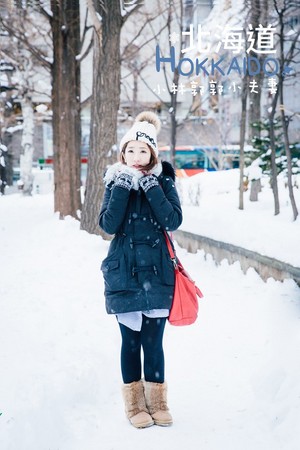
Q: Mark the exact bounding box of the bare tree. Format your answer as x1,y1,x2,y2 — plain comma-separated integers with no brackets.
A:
1,1,84,218
0,9,51,196
120,5,169,116
132,0,185,167
122,44,149,117
80,0,141,236
165,0,183,168
247,0,269,140
239,73,248,210
255,0,300,218
240,0,270,209
273,0,300,220
0,49,36,195
268,89,280,215
49,0,81,219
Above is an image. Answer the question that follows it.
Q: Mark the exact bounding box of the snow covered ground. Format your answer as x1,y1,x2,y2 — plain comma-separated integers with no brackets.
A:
0,171,300,450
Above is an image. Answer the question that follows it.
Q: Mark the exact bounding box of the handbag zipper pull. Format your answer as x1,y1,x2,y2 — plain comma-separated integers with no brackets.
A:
171,257,178,268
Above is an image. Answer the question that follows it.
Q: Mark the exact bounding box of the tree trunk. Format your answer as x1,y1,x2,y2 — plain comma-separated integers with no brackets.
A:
166,0,183,170
132,68,138,117
279,108,297,220
20,95,34,195
0,144,8,195
248,0,269,141
80,0,122,236
50,0,81,219
248,0,261,141
170,67,179,169
250,179,260,201
239,75,248,210
278,10,298,220
269,105,280,216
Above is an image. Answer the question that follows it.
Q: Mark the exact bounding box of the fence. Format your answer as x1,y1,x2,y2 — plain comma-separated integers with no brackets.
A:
174,229,300,286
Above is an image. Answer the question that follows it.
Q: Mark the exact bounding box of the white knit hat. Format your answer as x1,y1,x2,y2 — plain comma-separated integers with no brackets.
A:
119,111,161,156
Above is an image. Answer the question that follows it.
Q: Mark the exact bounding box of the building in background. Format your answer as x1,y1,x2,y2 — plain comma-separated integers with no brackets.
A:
1,0,299,180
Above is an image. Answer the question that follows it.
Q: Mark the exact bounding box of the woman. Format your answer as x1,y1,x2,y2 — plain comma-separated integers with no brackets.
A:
99,111,182,429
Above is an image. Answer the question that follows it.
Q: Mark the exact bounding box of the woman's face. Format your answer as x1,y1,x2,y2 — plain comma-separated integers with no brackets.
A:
124,141,151,168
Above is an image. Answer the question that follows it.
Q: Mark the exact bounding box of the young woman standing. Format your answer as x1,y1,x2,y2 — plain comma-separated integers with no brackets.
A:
99,111,182,428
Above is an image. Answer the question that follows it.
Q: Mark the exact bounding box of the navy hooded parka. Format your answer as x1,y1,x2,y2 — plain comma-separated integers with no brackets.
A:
99,161,182,315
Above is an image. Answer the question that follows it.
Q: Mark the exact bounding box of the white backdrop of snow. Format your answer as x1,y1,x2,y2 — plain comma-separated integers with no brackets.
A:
0,169,299,450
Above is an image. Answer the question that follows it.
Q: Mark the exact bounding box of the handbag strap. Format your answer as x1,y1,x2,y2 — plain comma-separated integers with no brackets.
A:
164,231,178,268
164,232,204,299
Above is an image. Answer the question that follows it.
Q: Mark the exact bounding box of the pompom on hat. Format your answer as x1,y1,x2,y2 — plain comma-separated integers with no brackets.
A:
119,111,161,156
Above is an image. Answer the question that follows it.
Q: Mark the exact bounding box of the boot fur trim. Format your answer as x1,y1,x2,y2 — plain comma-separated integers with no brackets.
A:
143,381,173,426
122,380,154,428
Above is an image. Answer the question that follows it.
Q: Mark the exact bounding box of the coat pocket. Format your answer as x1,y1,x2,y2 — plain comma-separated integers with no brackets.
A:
100,256,127,291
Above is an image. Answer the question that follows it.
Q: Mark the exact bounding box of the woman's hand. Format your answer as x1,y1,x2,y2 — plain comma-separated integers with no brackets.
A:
114,172,134,191
139,174,159,192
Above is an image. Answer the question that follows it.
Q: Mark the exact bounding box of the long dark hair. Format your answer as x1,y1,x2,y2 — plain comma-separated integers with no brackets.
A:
120,143,158,171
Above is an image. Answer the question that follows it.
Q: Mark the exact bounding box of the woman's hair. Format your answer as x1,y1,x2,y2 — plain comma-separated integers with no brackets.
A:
120,142,158,171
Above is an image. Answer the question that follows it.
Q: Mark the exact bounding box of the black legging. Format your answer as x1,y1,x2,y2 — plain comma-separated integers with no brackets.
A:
118,315,167,384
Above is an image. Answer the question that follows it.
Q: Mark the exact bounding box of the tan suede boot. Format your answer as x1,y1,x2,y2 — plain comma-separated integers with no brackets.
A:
143,381,173,426
122,380,154,428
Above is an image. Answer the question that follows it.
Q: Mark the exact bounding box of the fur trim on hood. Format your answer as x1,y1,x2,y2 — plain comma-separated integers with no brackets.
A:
104,160,175,190
161,160,176,181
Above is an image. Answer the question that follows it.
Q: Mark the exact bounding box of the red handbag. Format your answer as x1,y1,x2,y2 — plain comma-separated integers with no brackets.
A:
164,232,203,326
